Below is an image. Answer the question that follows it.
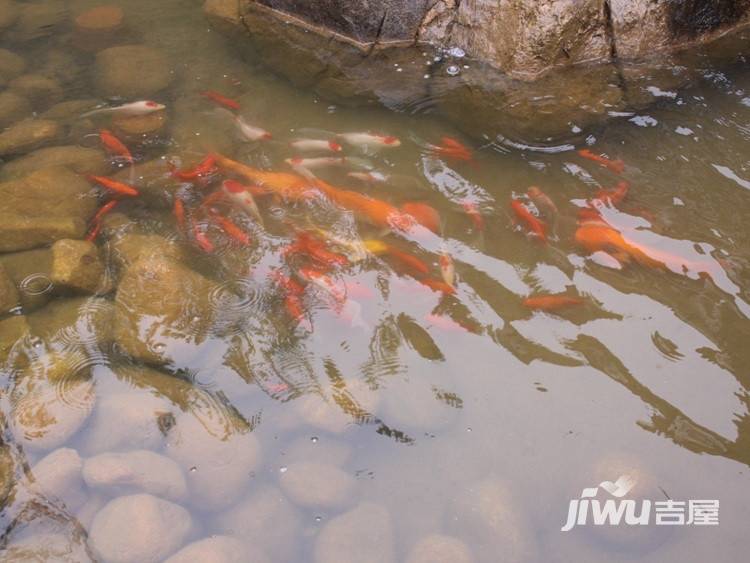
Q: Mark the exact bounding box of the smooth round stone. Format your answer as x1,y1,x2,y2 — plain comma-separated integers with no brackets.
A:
112,110,167,139
78,392,173,456
89,494,192,563
11,377,95,452
74,5,124,32
8,74,63,110
0,48,26,78
0,145,109,179
213,486,301,562
166,413,261,511
94,45,172,98
280,462,357,510
405,534,473,563
0,119,62,157
0,91,32,128
314,502,395,563
29,447,87,512
6,0,66,42
83,450,188,502
165,536,269,563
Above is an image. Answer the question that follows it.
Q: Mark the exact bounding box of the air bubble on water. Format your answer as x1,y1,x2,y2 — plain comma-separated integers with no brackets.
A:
446,65,461,77
571,124,582,134
189,466,197,473
466,427,472,432
327,105,337,114
314,516,323,523
279,466,288,473
396,68,403,72
310,436,319,443
463,65,470,69
433,56,442,62
424,74,430,79
447,46,466,58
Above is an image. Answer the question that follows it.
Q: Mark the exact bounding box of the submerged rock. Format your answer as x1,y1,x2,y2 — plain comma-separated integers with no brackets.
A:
165,536,269,563
5,0,67,42
94,45,173,98
280,461,357,509
0,1,19,30
112,110,168,141
0,91,32,128
405,534,473,563
49,239,107,295
314,502,395,563
111,159,181,208
10,372,95,452
0,248,54,312
108,233,186,273
0,119,62,157
0,48,26,80
27,296,114,345
0,315,29,362
89,493,193,563
166,412,261,511
41,99,101,120
8,74,63,110
83,450,188,502
0,216,87,253
0,262,20,314
213,486,302,562
29,447,87,512
73,5,126,53
0,145,109,179
113,255,219,365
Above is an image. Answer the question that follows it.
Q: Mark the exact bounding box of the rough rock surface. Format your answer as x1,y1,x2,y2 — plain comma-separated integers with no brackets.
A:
94,45,173,98
89,494,193,563
50,239,106,294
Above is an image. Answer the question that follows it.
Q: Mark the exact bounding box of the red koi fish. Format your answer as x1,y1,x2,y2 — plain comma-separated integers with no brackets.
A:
87,175,139,197
201,90,240,111
523,294,584,311
273,271,308,325
418,278,457,295
578,149,625,174
593,180,630,206
192,222,215,253
85,221,102,242
92,200,118,224
430,136,474,162
173,198,186,232
460,200,484,231
401,202,441,234
168,154,218,182
99,129,133,164
510,200,547,242
210,211,252,246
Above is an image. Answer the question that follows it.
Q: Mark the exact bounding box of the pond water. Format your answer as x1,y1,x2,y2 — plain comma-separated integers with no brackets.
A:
1,1,750,562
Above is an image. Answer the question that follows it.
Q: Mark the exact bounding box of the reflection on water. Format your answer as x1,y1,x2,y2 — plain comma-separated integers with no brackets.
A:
1,0,750,561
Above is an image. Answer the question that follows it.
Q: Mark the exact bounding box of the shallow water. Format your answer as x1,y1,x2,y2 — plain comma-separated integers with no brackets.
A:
1,1,750,561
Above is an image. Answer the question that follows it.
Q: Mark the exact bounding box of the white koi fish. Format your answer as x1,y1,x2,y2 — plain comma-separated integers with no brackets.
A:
347,171,389,183
81,100,165,118
439,250,455,288
290,139,343,153
284,156,347,170
236,116,272,141
337,132,401,149
221,180,264,226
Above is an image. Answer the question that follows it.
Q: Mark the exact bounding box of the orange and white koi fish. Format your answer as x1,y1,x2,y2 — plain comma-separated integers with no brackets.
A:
285,156,346,170
290,139,342,153
312,228,369,263
526,186,558,220
192,222,215,253
215,155,414,231
523,294,584,311
209,211,252,246
578,149,625,174
87,175,139,197
168,154,218,182
236,115,272,141
592,180,630,206
81,100,165,118
510,199,547,242
222,180,264,225
574,225,662,269
429,136,473,162
201,90,241,111
99,129,133,164
337,132,401,149
173,198,186,231
460,200,484,231
297,267,346,304
439,251,455,288
401,202,441,234
347,171,389,184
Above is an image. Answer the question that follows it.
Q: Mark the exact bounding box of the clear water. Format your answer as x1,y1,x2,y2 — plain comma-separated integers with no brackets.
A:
1,1,750,561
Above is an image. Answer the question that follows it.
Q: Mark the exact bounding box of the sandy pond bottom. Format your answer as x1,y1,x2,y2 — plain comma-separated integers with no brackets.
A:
1,1,750,562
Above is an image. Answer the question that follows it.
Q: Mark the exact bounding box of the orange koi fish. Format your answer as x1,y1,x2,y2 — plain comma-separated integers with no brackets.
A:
460,200,484,231
210,211,252,246
99,129,133,164
574,225,663,269
418,278,457,295
510,200,547,242
430,136,473,162
439,252,455,288
523,294,584,311
285,233,349,269
526,186,558,219
401,202,441,234
87,175,139,197
578,149,625,174
214,155,415,231
173,198,186,231
92,200,118,224
593,180,630,206
192,222,215,253
201,90,240,111
168,154,218,182
273,271,308,325
364,240,429,276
